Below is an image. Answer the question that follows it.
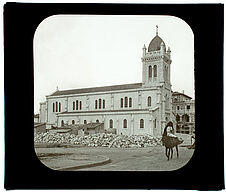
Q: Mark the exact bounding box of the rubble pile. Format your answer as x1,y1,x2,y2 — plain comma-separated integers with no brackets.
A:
34,132,162,148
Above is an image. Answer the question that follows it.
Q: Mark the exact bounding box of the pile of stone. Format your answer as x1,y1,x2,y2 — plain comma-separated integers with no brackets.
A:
34,132,162,148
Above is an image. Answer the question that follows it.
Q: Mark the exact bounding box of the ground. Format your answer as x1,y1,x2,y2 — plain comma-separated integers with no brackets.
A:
35,145,194,171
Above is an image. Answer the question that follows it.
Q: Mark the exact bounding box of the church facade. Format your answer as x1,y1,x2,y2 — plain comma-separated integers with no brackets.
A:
39,29,174,136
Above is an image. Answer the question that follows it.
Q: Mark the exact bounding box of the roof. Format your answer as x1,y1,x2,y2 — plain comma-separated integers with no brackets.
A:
58,123,104,130
51,128,72,133
34,123,46,128
50,83,142,96
85,123,104,129
148,35,166,52
172,91,192,99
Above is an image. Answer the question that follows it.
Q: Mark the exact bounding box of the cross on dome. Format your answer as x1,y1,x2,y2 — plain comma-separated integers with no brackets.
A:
147,25,166,52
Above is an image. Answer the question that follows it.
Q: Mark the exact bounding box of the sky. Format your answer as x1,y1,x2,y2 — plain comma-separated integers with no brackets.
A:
34,15,194,114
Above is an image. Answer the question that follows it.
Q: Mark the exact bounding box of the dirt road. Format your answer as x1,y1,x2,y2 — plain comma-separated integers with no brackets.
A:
35,146,194,171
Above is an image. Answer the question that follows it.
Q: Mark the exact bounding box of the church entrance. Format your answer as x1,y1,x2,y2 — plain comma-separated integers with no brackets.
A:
61,120,64,127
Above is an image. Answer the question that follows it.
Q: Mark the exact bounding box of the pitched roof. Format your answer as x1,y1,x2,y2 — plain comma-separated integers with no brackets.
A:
85,123,104,129
61,123,103,130
50,83,142,96
34,123,46,128
172,91,192,99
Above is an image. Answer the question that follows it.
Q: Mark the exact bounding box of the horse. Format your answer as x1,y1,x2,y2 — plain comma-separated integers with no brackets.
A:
162,122,184,160
162,135,184,160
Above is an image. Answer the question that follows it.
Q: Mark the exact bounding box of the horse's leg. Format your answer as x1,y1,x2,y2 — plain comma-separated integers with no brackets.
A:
176,145,179,158
171,148,173,159
165,147,168,158
165,147,169,160
167,148,170,160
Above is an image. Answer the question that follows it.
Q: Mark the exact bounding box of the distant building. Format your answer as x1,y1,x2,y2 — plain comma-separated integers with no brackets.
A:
39,27,176,136
39,102,47,123
172,91,195,133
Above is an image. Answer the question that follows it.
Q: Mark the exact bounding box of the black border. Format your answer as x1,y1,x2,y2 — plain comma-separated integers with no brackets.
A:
4,3,224,190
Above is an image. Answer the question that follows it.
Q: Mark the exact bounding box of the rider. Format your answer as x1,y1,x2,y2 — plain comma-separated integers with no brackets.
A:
164,122,178,138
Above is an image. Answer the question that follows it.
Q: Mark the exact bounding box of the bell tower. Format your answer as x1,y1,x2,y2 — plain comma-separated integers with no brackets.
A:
141,26,172,88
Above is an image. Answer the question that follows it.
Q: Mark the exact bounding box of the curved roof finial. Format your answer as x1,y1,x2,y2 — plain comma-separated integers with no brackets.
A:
156,25,158,36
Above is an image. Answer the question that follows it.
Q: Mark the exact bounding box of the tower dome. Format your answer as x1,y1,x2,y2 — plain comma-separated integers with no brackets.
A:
148,35,166,52
148,25,166,52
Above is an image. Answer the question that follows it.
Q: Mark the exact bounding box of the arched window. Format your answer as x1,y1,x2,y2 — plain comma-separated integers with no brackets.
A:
61,120,64,127
109,119,113,128
73,101,75,110
140,119,144,128
148,96,151,106
53,103,55,112
164,66,166,79
154,119,157,128
148,66,152,78
103,100,105,109
79,101,82,110
95,100,98,109
125,97,128,108
99,99,101,109
129,97,132,107
96,119,99,123
154,65,157,77
59,102,61,112
72,120,75,125
76,100,78,110
123,119,127,128
165,66,168,81
84,120,87,124
56,102,58,112
121,98,123,108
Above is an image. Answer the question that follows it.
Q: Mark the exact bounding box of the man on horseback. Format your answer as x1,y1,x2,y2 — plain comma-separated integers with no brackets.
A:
163,121,177,138
162,121,184,160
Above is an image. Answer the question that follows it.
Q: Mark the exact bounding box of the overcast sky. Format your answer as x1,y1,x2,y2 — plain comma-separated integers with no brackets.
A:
34,15,194,114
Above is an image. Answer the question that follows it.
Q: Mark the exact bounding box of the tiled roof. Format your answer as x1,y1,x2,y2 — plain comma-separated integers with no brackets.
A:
172,91,192,99
34,123,46,128
50,83,142,96
62,123,103,130
85,123,104,129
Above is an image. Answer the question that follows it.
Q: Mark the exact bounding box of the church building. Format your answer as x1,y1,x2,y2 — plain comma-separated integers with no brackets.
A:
39,27,174,136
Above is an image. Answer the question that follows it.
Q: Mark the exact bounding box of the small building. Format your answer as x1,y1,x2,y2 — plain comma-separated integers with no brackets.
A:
172,91,195,134
85,123,104,135
48,123,104,135
77,123,104,135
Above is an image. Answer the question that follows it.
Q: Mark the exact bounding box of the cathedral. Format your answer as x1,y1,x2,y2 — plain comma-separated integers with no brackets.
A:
39,27,174,136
